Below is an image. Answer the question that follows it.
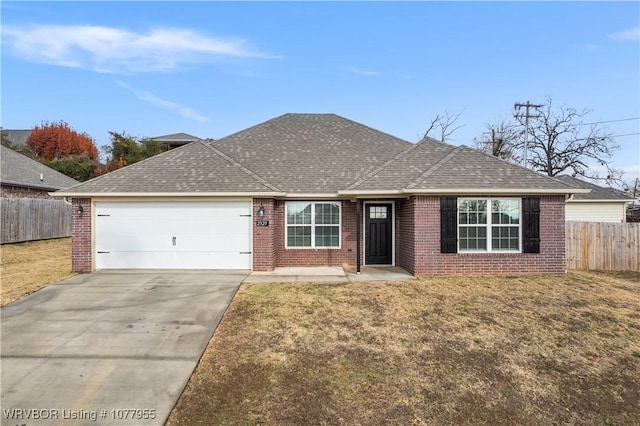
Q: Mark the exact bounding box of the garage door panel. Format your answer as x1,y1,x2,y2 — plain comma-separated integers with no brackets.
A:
97,233,175,252
95,201,252,270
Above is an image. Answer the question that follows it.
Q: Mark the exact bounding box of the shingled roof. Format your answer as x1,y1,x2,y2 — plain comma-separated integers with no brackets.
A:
556,175,633,201
212,113,412,193
55,113,585,197
1,145,80,191
56,140,281,195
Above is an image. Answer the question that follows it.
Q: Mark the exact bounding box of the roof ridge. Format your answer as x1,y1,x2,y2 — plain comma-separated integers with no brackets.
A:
405,145,463,189
344,141,421,190
200,141,283,192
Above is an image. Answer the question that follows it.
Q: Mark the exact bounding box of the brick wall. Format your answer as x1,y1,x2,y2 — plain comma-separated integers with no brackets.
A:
400,195,566,275
396,198,416,274
262,199,359,268
252,198,276,271
71,198,92,273
1,184,52,199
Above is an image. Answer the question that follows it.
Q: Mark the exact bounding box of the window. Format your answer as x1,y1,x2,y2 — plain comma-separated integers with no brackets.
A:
458,198,520,252
286,202,341,248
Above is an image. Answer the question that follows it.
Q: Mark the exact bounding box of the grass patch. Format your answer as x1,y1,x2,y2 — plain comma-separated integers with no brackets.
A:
167,271,640,425
1,238,75,307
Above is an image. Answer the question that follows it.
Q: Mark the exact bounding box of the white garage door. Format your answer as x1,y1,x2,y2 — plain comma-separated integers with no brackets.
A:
95,201,252,270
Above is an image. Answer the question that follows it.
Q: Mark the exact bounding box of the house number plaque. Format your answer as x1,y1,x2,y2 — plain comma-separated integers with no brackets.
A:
255,220,269,226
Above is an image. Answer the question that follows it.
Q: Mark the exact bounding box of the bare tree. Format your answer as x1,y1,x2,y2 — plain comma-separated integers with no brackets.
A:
474,97,623,186
472,120,521,161
423,109,465,142
512,96,622,185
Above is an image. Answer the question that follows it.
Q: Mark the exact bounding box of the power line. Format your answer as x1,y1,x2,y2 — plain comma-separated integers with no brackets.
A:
577,117,640,126
611,132,640,137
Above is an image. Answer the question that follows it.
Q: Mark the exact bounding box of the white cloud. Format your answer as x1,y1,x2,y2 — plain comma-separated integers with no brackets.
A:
2,24,278,73
345,67,380,76
117,81,208,122
609,27,640,42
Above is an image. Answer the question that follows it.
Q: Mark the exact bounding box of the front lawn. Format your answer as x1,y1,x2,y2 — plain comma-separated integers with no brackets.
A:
1,237,75,307
167,271,640,425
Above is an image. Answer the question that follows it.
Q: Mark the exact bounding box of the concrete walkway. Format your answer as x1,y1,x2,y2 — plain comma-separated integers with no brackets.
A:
1,270,247,426
243,265,415,283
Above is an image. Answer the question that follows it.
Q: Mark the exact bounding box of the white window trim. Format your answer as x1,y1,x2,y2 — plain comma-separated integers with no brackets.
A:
285,201,342,249
457,198,522,253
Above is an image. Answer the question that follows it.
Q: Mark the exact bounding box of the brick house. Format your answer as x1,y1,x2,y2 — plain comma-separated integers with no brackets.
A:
1,144,79,198
54,114,587,275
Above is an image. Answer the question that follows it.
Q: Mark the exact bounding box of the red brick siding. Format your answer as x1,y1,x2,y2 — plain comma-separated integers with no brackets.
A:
1,184,52,199
398,195,566,275
71,198,92,273
396,198,416,274
266,200,359,268
252,198,276,271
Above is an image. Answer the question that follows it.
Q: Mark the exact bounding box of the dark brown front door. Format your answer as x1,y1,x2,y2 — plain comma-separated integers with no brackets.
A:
365,203,393,265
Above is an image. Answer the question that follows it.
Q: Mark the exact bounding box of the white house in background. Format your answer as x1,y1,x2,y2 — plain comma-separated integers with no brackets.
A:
556,175,634,223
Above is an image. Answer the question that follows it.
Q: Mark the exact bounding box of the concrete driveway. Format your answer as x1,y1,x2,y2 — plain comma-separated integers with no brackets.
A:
1,270,247,426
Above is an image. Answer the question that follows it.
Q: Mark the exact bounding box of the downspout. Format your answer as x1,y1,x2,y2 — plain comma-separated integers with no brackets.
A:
356,199,361,274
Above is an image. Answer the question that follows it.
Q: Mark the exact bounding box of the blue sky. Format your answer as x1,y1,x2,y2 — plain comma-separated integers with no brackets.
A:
2,1,639,188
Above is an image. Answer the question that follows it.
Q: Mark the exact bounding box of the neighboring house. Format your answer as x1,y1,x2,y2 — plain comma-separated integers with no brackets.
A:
1,129,32,149
2,145,80,243
55,113,586,275
1,144,79,198
146,132,202,149
556,175,635,223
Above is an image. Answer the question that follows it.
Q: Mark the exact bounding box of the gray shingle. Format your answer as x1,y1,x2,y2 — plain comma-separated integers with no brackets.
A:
349,139,577,192
57,114,585,196
59,141,280,194
212,113,413,193
556,175,634,200
1,145,80,191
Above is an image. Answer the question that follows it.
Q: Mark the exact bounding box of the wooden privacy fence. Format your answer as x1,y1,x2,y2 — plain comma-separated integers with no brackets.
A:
1,198,72,244
566,221,640,271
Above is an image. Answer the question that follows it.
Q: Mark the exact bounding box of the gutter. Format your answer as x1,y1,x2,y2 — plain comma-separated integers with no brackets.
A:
2,180,69,192
50,191,287,198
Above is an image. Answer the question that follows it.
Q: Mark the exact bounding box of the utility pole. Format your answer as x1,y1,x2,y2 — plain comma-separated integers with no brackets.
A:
514,101,543,167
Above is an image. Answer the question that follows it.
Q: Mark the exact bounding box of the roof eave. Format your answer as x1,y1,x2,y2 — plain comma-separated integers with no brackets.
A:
567,198,634,203
2,180,69,191
405,188,592,195
51,191,287,198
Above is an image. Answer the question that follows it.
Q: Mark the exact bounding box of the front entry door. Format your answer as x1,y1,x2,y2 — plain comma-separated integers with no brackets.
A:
365,203,393,265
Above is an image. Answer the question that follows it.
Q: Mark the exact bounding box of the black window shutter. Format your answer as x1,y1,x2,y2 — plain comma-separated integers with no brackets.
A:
522,197,540,253
440,196,458,253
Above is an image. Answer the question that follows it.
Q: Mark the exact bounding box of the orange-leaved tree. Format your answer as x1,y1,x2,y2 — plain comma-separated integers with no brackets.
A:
27,120,99,161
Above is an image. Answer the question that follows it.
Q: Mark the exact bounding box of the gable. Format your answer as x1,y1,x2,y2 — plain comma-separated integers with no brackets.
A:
212,113,413,193
57,141,281,195
345,139,577,194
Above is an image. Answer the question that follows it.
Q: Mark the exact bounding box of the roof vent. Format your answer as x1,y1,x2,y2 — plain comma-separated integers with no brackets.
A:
40,173,44,181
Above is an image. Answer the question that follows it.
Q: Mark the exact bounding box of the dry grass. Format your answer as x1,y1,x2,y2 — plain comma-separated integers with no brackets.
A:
167,271,640,426
1,237,75,307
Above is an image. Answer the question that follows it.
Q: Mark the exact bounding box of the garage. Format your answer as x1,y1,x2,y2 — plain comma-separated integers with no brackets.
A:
95,201,252,270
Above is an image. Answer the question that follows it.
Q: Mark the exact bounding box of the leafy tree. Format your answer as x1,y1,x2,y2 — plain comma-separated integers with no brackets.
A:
45,155,102,182
103,131,170,172
26,120,99,160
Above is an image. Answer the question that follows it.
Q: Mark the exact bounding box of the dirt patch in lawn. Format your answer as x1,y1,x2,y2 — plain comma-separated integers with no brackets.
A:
167,271,640,426
1,238,75,307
